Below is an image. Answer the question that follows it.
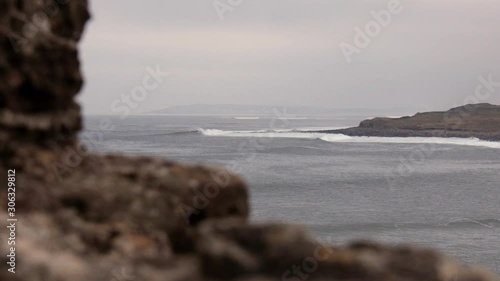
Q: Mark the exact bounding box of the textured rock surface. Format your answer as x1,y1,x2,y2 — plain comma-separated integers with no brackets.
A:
325,104,500,141
0,1,498,281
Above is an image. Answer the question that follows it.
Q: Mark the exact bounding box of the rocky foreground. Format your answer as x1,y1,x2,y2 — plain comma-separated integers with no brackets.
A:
0,1,499,281
324,104,500,141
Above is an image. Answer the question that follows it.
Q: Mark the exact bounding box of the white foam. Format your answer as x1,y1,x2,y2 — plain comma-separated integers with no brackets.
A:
234,117,260,120
199,129,500,149
295,126,351,131
320,135,500,149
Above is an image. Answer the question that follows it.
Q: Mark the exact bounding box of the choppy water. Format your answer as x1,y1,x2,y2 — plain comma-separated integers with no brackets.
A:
83,115,500,273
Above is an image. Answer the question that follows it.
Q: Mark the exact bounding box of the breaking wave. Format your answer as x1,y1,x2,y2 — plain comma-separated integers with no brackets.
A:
197,128,500,149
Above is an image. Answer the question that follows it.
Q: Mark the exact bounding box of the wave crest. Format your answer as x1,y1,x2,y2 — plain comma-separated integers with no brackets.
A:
197,128,500,148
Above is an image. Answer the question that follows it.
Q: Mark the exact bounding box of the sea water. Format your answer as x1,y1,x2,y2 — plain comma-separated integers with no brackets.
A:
82,115,500,273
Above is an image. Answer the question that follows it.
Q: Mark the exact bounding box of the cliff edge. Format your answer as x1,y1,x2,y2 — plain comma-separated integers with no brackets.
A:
329,104,500,141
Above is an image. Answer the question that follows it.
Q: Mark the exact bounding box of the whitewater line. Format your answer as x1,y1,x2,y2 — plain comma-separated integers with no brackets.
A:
197,128,500,149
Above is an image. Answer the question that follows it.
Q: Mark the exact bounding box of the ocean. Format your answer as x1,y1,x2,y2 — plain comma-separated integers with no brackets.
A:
82,114,500,273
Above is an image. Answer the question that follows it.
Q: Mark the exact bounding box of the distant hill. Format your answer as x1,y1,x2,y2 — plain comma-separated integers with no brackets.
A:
323,103,500,141
146,104,417,117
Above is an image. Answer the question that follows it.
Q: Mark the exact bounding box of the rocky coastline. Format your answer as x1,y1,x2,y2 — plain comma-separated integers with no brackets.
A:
321,104,500,142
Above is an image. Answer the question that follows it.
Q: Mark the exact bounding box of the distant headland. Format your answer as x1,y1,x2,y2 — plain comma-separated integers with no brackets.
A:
324,103,500,141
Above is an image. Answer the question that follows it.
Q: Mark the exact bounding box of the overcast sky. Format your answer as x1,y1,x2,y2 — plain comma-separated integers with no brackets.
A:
79,0,500,115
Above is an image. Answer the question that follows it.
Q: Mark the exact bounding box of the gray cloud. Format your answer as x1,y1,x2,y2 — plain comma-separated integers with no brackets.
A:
79,0,500,115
